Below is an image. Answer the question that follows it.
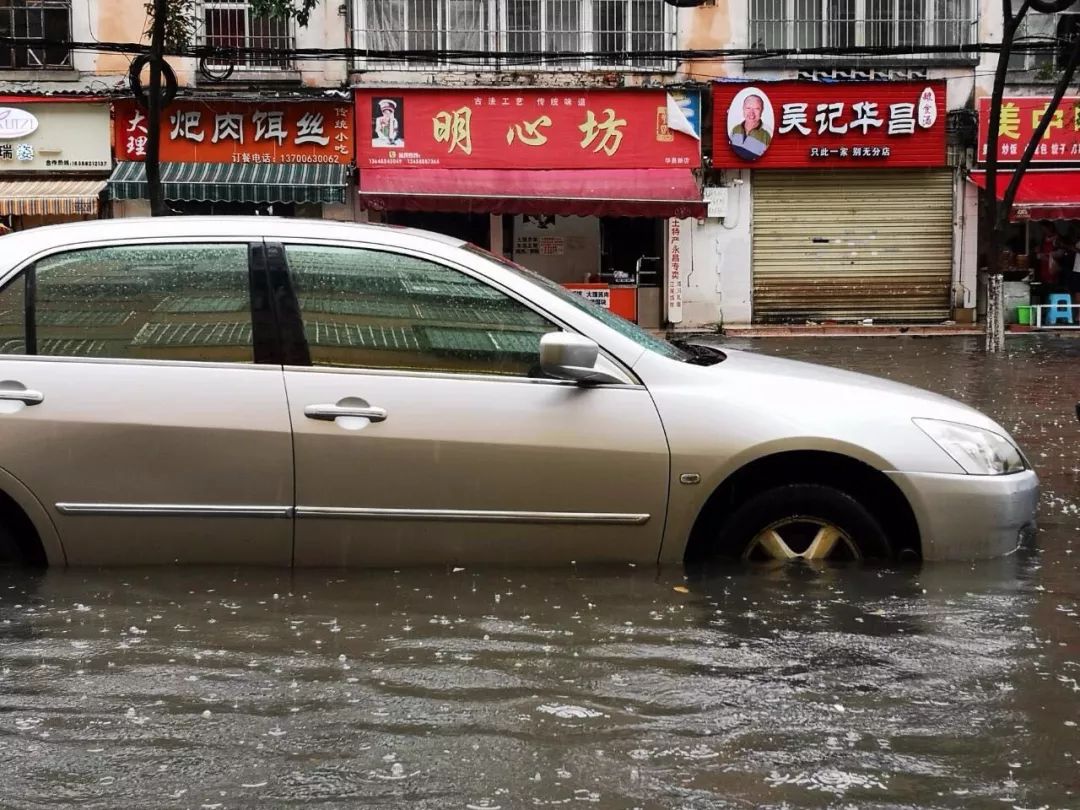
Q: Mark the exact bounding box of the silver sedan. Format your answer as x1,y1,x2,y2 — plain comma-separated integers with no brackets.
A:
0,218,1037,566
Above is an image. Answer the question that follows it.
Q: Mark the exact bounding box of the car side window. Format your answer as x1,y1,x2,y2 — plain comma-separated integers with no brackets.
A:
24,244,253,363
0,275,26,355
285,244,559,377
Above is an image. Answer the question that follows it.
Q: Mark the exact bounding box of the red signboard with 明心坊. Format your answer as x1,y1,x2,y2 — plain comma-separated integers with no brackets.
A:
354,89,702,170
711,81,946,169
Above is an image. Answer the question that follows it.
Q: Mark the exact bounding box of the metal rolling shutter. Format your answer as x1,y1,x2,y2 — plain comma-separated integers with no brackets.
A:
751,170,954,323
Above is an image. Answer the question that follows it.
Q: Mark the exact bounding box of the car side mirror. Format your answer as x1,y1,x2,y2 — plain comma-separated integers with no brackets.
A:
539,332,623,385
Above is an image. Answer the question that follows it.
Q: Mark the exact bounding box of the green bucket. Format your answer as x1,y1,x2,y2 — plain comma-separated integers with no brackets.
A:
1017,305,1032,325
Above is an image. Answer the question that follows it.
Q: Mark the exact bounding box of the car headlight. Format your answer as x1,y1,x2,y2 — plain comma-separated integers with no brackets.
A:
914,418,1026,476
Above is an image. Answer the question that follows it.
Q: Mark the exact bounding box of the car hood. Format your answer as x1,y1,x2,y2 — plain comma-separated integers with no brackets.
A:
700,348,1005,433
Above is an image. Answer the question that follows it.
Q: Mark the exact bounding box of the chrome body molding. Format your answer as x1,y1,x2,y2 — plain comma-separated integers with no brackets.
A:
53,503,650,526
55,503,293,518
295,507,651,525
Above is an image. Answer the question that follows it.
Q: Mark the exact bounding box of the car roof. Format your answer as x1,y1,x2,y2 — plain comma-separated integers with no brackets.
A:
0,216,469,253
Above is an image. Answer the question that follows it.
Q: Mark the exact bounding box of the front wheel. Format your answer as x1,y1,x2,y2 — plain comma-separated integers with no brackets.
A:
716,484,892,562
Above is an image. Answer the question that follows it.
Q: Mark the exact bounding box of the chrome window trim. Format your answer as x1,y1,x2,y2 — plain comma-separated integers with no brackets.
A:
281,362,643,389
296,506,650,525
0,355,282,372
55,503,293,518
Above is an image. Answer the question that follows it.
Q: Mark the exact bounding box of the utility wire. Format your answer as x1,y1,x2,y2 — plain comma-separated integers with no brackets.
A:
0,35,1073,66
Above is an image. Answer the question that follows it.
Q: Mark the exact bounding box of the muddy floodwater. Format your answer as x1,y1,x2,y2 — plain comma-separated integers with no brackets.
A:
1,335,1077,809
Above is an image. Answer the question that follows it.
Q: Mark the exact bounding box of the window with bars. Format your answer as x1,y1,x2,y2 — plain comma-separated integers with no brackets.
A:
0,0,72,70
203,0,295,70
353,0,675,70
1009,12,1079,78
748,0,975,57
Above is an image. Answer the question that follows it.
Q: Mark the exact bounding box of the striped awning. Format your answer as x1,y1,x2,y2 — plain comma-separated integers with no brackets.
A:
108,162,348,205
0,178,107,216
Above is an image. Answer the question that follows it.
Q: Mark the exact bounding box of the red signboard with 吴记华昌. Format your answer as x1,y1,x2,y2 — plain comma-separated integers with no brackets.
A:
354,89,702,170
113,99,354,164
711,81,946,169
976,96,1080,163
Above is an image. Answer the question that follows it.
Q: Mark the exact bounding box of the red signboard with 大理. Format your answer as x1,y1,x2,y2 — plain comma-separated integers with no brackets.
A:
711,81,947,169
114,99,354,165
354,89,702,170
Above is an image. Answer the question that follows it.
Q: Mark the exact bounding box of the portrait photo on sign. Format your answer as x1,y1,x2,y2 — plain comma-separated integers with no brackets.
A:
727,88,775,162
372,97,404,148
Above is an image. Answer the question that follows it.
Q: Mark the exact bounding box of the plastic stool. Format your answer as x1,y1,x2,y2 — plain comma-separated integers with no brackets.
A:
1045,293,1074,325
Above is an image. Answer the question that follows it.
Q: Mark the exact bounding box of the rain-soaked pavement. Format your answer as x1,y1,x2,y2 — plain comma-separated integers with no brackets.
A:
1,335,1078,809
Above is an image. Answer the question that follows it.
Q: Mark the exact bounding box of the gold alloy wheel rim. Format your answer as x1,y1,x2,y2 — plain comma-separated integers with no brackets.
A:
743,516,862,562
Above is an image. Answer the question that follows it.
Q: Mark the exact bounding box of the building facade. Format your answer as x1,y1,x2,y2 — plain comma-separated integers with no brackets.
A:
0,0,1037,327
969,6,1080,324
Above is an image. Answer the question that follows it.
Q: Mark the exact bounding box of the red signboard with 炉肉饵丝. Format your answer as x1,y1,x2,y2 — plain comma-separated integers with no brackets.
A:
114,99,354,165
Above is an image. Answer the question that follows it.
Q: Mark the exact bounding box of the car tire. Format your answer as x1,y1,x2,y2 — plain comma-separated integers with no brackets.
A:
715,483,893,562
0,523,25,565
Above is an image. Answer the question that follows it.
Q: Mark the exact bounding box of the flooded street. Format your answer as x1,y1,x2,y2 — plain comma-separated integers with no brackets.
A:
1,335,1078,809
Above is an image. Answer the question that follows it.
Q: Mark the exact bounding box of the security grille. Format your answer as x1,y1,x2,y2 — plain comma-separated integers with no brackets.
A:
202,0,294,69
748,0,975,58
353,0,676,71
0,0,72,69
1009,11,1078,75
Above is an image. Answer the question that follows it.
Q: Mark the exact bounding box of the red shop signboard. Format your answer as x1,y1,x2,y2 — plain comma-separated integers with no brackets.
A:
354,89,701,170
977,96,1080,163
114,99,354,164
711,81,946,169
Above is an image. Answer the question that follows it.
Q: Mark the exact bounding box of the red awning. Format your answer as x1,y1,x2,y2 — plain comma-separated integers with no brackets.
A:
969,170,1080,221
358,168,706,219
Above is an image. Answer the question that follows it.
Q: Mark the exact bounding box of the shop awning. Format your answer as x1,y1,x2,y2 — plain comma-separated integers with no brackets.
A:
358,169,706,219
969,170,1080,221
0,178,107,216
108,161,348,205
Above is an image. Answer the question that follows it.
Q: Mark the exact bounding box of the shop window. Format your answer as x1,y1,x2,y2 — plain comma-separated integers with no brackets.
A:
749,0,975,57
353,0,675,70
202,0,294,70
285,244,559,376
0,0,72,70
23,244,254,363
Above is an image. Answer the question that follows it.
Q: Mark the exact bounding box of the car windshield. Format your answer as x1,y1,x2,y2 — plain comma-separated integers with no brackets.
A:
466,245,694,363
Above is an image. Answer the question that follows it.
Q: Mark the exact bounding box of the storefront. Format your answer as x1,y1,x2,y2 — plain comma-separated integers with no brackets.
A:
0,98,111,232
971,95,1080,327
712,81,953,324
353,89,705,326
109,98,354,219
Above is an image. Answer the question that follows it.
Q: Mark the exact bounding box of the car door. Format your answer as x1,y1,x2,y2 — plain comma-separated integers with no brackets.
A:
278,240,671,567
0,239,293,565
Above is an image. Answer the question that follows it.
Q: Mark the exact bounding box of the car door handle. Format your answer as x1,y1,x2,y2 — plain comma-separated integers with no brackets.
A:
0,387,43,405
304,404,388,423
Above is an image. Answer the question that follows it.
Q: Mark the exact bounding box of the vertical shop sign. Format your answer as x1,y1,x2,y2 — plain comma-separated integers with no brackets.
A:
667,218,684,324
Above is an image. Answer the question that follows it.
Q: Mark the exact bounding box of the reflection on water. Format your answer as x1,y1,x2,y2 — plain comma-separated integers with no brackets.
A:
0,336,1078,809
